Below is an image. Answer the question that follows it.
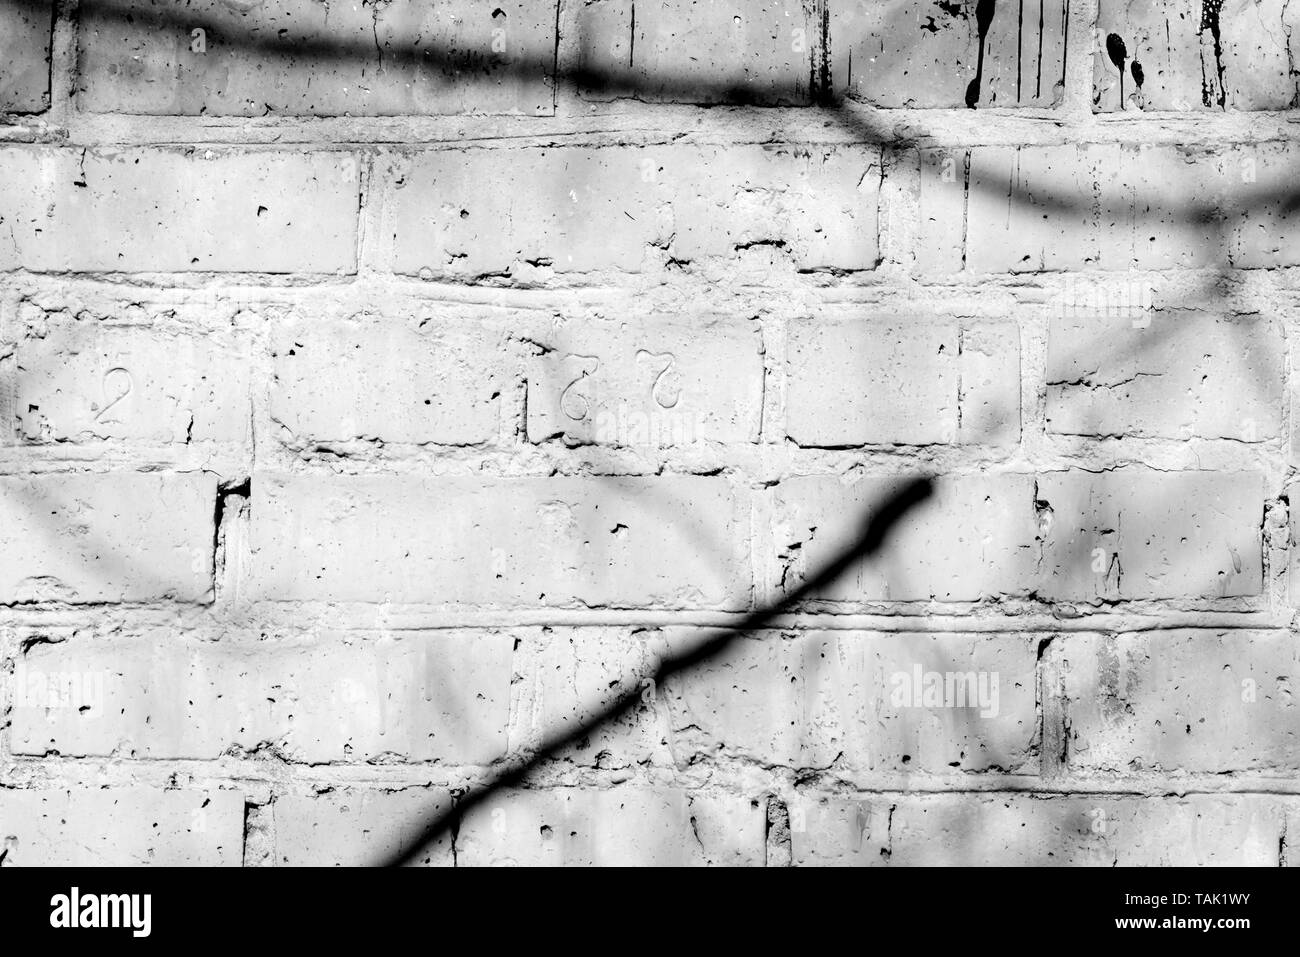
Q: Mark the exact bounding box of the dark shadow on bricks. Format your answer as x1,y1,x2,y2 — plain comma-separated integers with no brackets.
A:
378,475,934,866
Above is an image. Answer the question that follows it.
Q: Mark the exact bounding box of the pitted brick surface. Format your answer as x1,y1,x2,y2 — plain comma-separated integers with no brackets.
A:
2,0,1298,869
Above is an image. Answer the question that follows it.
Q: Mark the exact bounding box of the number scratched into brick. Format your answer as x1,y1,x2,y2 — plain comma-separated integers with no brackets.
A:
635,349,681,409
559,355,600,422
91,367,134,423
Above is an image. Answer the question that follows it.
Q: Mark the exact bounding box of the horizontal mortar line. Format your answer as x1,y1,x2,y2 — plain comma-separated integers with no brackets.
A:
5,266,1300,286
0,272,367,289
12,116,1300,151
0,446,1290,463
0,608,1289,632
7,761,1300,799
1,466,1292,485
3,271,1300,293
789,782,1300,798
38,104,1300,141
0,272,630,295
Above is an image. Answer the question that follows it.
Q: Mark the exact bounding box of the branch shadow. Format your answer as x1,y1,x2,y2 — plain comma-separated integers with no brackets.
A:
378,475,934,866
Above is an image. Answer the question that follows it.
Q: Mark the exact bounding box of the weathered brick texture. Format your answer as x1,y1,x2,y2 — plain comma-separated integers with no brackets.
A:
564,0,818,105
921,143,1300,272
1,0,1297,868
831,0,1069,108
792,794,1289,865
78,0,558,116
12,630,512,763
0,473,214,603
0,0,52,112
784,317,1020,446
0,787,243,866
453,787,766,866
1053,630,1300,774
374,143,880,276
0,148,359,272
1094,0,1300,111
248,474,751,607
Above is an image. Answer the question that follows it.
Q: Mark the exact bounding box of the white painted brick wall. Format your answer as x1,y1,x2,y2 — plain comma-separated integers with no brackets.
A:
2,0,1297,868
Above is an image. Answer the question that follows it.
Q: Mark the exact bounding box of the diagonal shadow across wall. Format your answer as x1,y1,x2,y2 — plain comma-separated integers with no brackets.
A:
379,476,935,866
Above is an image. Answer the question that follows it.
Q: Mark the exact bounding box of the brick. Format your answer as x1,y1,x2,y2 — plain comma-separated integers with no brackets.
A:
272,789,453,866
376,143,878,276
793,794,1288,865
830,0,1067,108
270,317,505,446
775,470,1261,603
950,144,1300,273
455,787,765,865
78,0,556,116
0,148,359,273
1229,142,1300,268
0,0,52,112
0,472,214,603
964,145,1102,273
667,144,880,270
565,0,816,105
525,315,764,446
249,474,750,608
1094,0,1300,111
789,798,892,865
1287,500,1300,605
772,473,1040,602
660,631,804,766
1106,144,1234,270
1035,469,1263,600
890,794,1094,865
1058,630,1300,773
784,317,1019,446
898,794,1287,865
10,319,250,445
663,630,1038,773
1287,806,1300,867
1046,311,1283,441
509,628,661,767
0,787,243,866
917,148,966,272
958,323,1022,442
10,631,511,763
377,146,666,275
